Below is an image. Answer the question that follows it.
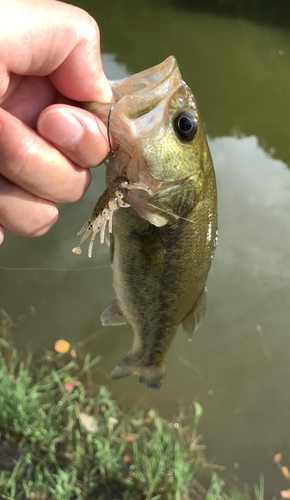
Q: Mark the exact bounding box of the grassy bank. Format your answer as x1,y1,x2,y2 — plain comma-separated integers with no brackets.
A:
0,309,264,500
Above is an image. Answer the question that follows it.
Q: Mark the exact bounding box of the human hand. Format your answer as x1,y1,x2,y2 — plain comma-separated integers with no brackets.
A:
0,0,113,244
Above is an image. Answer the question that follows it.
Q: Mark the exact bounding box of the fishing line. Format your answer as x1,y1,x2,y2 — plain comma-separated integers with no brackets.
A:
147,203,196,224
0,201,195,273
0,264,110,272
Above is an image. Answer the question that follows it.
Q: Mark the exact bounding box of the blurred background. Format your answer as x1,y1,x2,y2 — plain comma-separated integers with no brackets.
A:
1,0,290,495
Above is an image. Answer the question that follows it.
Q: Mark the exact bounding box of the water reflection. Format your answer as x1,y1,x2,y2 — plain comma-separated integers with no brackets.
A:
1,6,290,496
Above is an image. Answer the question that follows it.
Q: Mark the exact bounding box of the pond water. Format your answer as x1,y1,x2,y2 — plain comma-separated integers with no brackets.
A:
1,0,290,496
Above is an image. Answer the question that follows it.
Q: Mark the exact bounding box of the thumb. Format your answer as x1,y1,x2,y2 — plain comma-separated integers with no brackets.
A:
37,104,110,168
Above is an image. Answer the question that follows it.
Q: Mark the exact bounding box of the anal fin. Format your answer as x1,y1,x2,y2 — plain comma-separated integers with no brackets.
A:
182,288,207,341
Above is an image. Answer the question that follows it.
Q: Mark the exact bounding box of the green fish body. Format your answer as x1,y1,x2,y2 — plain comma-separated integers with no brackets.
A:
73,56,218,389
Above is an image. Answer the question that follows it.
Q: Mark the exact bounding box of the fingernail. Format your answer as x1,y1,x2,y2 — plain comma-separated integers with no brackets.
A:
38,109,84,147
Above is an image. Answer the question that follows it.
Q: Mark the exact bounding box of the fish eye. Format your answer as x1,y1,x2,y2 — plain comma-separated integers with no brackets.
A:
174,112,198,141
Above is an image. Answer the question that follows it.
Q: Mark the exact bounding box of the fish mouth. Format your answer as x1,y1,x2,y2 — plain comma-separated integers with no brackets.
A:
82,56,185,159
111,56,182,122
83,56,182,127
111,55,180,100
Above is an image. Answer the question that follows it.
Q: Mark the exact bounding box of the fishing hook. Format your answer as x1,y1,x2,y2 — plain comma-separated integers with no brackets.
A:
107,100,118,157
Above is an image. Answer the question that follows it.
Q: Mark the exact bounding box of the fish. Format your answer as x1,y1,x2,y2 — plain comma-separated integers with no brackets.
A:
72,56,218,389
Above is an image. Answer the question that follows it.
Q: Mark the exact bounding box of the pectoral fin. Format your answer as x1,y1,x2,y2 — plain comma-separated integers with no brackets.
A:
182,288,207,341
100,297,127,326
125,191,168,227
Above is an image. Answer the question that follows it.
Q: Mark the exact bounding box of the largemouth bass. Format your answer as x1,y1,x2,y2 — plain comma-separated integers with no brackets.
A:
73,56,218,389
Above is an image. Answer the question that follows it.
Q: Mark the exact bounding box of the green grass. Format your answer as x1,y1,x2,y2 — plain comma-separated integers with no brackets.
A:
0,309,266,500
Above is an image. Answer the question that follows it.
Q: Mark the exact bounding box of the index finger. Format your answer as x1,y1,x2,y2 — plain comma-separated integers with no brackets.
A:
0,0,112,103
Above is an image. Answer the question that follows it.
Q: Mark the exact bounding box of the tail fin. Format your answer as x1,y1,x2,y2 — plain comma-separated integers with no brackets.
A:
110,354,165,389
